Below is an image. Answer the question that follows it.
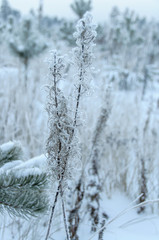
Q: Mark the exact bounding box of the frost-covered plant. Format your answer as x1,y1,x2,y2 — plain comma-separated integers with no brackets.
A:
86,86,111,233
66,12,97,237
136,107,152,213
71,0,92,19
68,174,85,240
45,12,97,240
46,51,74,185
45,51,73,240
73,12,96,97
67,12,97,237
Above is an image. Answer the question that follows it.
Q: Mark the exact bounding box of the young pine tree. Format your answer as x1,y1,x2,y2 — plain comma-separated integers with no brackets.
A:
71,0,92,19
60,0,92,46
0,0,11,21
9,16,47,89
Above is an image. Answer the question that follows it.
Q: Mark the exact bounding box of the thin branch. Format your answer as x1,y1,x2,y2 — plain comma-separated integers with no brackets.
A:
45,184,60,240
61,190,70,240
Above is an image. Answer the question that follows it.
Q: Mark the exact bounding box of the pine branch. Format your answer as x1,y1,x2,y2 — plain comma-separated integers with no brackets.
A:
0,141,23,168
0,172,48,218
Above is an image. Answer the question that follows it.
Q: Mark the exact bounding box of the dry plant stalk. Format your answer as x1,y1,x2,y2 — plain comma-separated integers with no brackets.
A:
45,12,97,240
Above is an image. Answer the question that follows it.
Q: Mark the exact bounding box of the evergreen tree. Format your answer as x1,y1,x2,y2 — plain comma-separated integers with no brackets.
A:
60,20,75,46
9,16,47,89
38,0,43,31
0,0,11,20
60,0,92,46
0,0,20,21
70,0,92,19
108,7,123,55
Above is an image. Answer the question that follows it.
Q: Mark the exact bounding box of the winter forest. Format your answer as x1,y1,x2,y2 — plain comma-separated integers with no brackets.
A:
0,0,159,239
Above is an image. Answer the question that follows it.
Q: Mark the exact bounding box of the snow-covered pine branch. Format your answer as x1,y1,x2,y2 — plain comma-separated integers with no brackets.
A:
0,142,48,218
0,171,48,217
0,141,23,168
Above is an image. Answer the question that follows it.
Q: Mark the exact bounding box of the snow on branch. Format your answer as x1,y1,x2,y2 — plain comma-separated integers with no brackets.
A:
0,171,48,218
0,141,23,168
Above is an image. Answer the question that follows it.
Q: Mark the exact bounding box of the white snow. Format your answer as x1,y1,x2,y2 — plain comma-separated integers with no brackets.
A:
12,154,47,172
0,141,15,153
0,160,23,174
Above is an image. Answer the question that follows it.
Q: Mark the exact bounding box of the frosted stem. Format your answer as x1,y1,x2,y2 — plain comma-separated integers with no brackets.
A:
61,188,70,240
45,183,60,240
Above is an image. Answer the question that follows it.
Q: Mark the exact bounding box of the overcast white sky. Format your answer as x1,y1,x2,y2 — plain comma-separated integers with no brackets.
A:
2,0,159,21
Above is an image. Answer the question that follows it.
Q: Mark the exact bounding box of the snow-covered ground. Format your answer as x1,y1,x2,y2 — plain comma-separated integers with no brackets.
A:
1,190,159,240
103,192,159,240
